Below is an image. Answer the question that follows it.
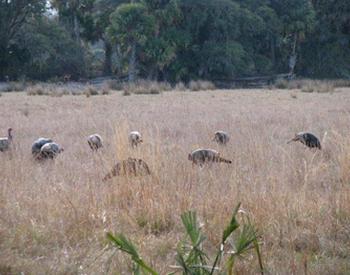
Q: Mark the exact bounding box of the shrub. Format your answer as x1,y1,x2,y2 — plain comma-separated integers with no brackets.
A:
50,87,70,97
315,82,334,93
60,88,70,95
274,79,289,89
175,82,186,91
101,88,110,95
189,80,216,91
332,79,350,88
21,108,29,117
290,92,297,99
71,90,82,96
148,88,161,95
26,83,70,96
274,79,338,92
142,81,162,95
50,91,63,97
123,84,136,95
272,79,303,90
1,81,26,92
300,81,335,93
123,80,169,95
107,203,263,274
188,81,201,91
157,81,172,91
123,89,131,96
132,87,150,95
26,84,47,96
84,86,99,97
105,79,125,91
301,85,314,93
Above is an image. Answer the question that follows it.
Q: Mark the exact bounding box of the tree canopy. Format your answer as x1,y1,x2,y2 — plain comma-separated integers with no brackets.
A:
0,0,349,81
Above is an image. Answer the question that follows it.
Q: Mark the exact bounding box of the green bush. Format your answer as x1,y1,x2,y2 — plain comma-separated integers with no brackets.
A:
107,203,263,274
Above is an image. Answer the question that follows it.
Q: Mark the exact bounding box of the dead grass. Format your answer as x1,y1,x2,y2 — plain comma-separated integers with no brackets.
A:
0,89,350,274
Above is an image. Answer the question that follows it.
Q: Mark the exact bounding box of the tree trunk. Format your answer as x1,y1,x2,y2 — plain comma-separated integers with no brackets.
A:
128,42,136,82
73,13,80,43
289,33,298,75
103,40,112,75
270,34,276,70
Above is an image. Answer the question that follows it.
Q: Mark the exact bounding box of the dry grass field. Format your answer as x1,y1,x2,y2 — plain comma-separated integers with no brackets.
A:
0,87,350,274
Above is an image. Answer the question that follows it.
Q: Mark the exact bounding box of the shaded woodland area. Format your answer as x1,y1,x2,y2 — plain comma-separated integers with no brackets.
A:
1,0,349,82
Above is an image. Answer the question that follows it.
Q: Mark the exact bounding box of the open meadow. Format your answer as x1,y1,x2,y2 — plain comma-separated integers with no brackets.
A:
0,87,350,274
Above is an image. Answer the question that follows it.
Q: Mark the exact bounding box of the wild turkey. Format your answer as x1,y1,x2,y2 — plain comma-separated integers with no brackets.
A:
0,128,13,152
213,130,230,145
287,132,321,149
188,148,232,166
32,138,53,157
129,131,143,147
103,157,151,180
39,142,64,159
87,134,103,150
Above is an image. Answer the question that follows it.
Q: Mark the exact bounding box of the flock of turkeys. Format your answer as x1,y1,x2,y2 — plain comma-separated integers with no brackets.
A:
0,128,322,179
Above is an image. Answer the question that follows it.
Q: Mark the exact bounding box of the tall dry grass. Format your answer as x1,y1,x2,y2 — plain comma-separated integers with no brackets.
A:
0,89,350,274
273,78,350,93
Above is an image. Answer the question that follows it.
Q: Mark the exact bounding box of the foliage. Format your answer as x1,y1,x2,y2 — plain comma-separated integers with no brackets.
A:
17,17,87,80
108,2,157,80
1,0,349,81
107,203,264,274
299,0,350,78
0,0,46,79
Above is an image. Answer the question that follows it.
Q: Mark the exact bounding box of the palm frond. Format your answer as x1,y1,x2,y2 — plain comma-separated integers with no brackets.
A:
106,232,158,275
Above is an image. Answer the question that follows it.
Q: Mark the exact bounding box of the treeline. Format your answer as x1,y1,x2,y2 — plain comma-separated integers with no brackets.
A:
0,0,349,82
